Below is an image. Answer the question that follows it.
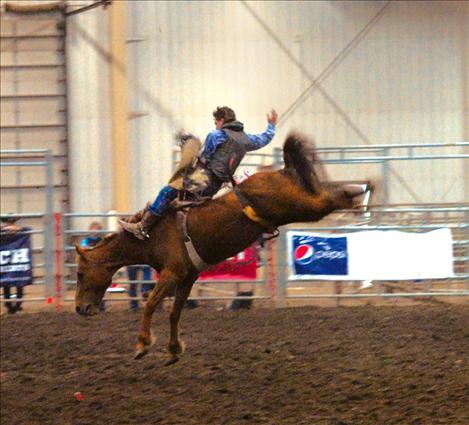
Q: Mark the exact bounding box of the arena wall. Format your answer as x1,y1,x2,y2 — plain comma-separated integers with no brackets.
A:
2,0,468,213
123,0,468,208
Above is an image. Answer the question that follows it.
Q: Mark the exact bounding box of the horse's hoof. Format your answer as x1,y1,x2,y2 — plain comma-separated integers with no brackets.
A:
164,356,179,366
134,348,148,360
168,340,185,356
134,333,155,360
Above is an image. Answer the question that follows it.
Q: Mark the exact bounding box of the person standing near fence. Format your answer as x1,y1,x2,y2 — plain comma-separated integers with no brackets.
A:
0,217,32,314
127,265,155,312
80,221,106,312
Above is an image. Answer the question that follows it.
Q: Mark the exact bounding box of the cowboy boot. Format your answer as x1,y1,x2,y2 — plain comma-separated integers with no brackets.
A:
119,210,160,240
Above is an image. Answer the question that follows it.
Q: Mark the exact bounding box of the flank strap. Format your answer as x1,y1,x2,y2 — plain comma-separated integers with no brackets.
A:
177,210,211,272
232,186,277,233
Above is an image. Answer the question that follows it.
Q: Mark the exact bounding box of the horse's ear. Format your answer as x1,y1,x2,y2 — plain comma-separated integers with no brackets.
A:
342,184,367,198
103,233,116,241
75,244,88,260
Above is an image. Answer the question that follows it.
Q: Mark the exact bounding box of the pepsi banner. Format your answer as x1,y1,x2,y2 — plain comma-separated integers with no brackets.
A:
292,234,348,277
288,228,454,281
0,230,33,288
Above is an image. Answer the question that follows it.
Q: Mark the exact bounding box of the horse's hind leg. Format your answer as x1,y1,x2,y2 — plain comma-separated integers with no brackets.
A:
166,278,196,366
134,269,178,360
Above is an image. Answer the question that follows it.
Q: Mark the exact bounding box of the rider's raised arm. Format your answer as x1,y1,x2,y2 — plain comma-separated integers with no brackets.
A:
246,123,275,151
246,109,278,152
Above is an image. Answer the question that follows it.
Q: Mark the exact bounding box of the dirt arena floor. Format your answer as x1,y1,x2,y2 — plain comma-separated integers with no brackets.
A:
1,304,468,425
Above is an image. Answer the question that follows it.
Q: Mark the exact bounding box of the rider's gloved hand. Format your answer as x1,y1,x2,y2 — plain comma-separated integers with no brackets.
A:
267,109,278,126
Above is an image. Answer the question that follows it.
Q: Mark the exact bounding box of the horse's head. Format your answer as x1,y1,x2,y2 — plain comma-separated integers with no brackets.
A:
74,244,113,316
283,131,369,208
323,181,370,210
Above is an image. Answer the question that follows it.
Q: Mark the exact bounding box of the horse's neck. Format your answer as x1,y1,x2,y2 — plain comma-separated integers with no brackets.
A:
87,233,143,269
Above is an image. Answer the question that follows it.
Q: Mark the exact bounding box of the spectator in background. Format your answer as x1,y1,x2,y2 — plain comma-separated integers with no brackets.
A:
1,216,21,232
80,221,103,249
80,221,106,312
127,265,155,312
1,217,29,314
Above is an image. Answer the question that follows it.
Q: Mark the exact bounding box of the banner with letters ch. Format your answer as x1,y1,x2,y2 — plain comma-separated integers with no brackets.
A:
0,230,33,288
288,228,454,281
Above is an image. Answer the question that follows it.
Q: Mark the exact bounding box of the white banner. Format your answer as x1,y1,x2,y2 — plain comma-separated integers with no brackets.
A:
288,228,454,281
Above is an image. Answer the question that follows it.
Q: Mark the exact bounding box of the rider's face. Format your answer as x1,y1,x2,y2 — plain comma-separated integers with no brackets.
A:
215,118,224,129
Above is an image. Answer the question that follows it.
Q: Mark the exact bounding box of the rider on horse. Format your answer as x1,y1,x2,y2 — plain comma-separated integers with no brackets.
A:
120,106,278,240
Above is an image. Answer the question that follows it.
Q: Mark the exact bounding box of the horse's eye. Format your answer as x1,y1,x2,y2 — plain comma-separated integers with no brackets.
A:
77,271,84,279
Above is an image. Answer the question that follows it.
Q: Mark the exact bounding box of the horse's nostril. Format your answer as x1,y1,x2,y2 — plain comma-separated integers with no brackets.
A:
85,304,92,314
76,306,81,314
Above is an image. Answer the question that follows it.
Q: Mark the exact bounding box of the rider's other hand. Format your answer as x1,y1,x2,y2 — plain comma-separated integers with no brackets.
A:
267,109,278,126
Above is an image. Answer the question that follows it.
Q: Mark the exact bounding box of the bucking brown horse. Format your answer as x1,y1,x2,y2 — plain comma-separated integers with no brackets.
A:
75,132,366,365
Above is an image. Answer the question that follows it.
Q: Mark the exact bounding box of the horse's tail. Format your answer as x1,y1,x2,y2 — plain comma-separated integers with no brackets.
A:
283,131,324,194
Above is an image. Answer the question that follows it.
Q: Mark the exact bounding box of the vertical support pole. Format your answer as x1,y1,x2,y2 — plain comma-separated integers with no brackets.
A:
373,194,383,309
275,228,287,308
44,150,55,302
60,14,70,215
374,210,383,301
334,281,342,307
381,148,390,205
13,20,23,212
273,147,283,169
462,10,468,203
109,2,131,212
266,238,277,302
466,209,469,290
54,213,63,311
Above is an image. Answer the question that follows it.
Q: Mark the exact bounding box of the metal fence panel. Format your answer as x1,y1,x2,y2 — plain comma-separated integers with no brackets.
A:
275,205,469,306
0,149,55,307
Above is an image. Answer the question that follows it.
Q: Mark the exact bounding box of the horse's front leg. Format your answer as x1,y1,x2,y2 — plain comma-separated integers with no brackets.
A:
166,278,196,366
134,269,178,360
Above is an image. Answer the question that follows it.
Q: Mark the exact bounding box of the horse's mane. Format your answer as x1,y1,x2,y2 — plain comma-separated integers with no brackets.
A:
283,132,322,194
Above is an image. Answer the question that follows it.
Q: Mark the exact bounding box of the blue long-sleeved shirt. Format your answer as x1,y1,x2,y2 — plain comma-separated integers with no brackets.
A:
80,236,102,248
201,122,276,161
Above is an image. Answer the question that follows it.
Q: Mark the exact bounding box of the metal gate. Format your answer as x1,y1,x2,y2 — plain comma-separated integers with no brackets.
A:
0,149,55,305
1,144,468,310
274,205,469,307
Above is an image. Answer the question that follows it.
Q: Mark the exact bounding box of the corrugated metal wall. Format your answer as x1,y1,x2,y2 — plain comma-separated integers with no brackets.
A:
125,0,467,208
56,1,468,212
0,11,67,213
66,2,112,216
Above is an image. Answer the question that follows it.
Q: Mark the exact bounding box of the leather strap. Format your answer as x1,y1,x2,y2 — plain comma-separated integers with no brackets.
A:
232,186,277,232
177,186,279,272
177,210,210,272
